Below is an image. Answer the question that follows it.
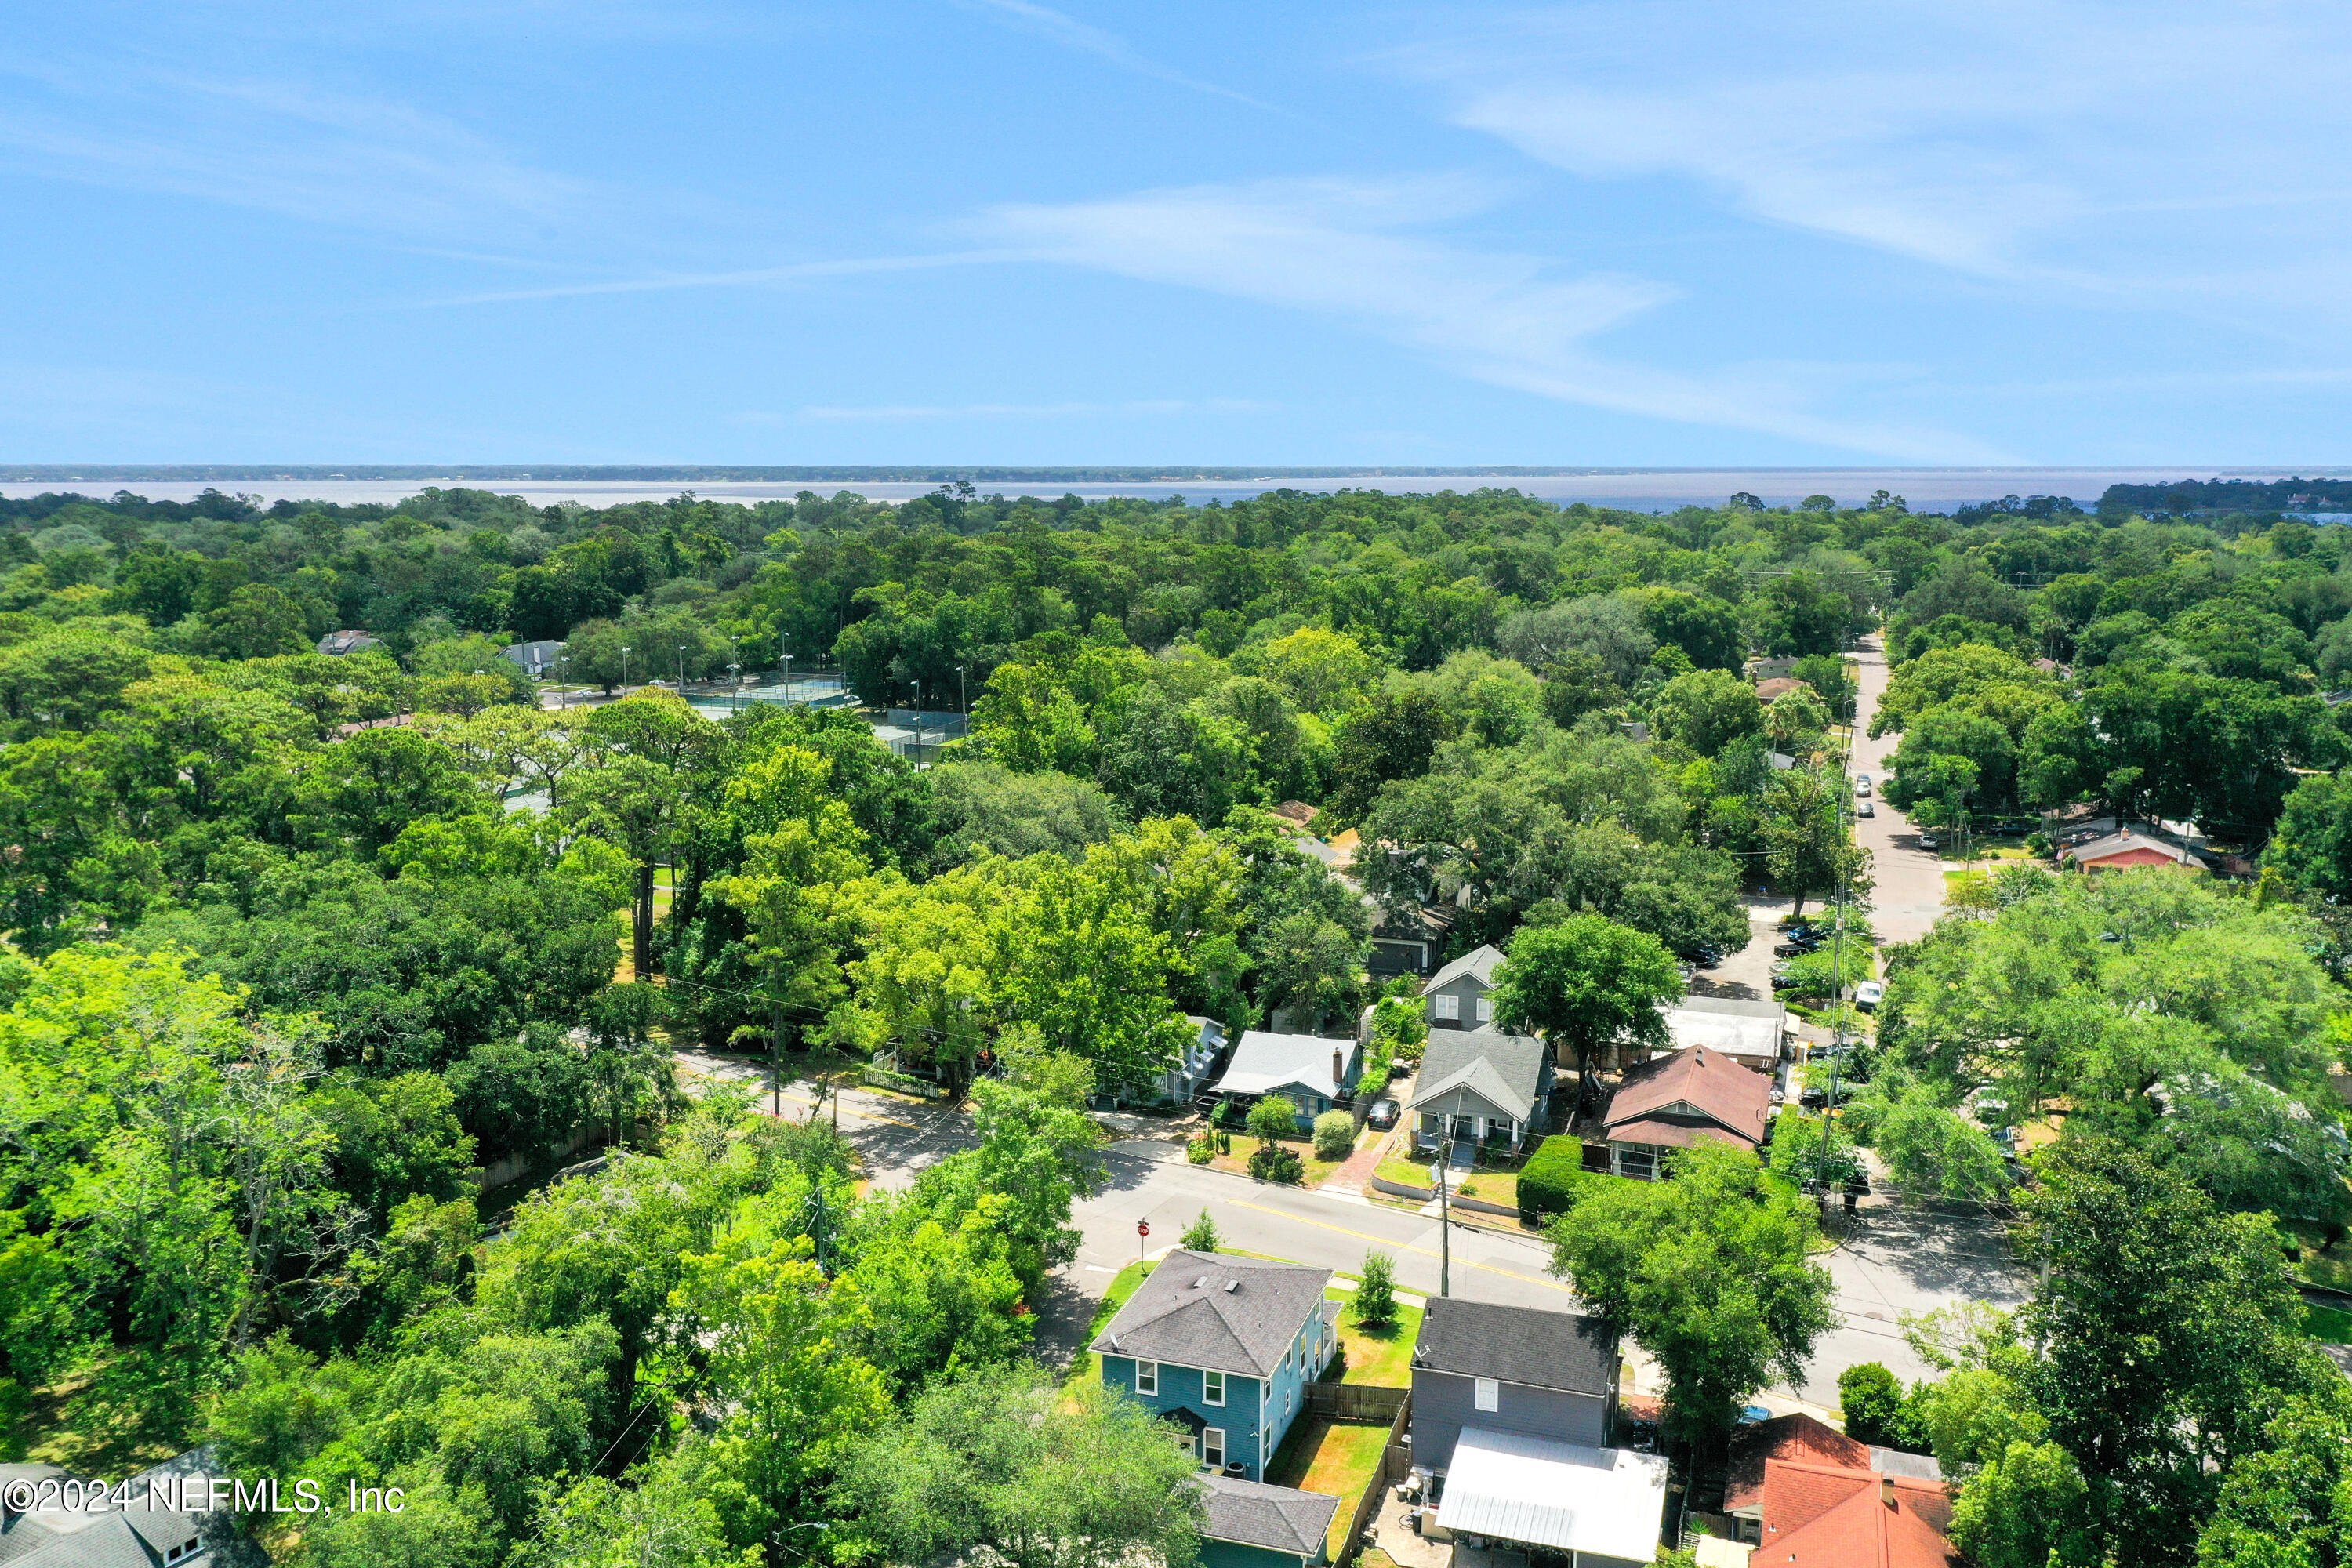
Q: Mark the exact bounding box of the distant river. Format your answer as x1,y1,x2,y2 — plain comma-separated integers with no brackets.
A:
4,466,2342,514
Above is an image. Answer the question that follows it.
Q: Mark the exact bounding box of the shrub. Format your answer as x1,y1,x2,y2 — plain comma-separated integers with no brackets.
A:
1247,1094,1300,1142
1186,1136,1214,1165
1356,1250,1397,1328
1249,1142,1305,1185
1519,1136,1593,1218
1313,1109,1356,1160
1181,1207,1220,1251
1838,1363,1908,1446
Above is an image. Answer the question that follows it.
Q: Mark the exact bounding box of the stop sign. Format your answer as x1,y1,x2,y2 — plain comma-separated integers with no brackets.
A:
1136,1219,1150,1238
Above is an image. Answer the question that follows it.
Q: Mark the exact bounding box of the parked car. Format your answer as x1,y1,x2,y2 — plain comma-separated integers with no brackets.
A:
1773,939,1818,957
1855,799,1875,818
1853,980,1886,1011
1799,1084,1854,1109
1770,968,1805,991
1918,831,1940,849
1854,775,1872,797
1367,1099,1399,1130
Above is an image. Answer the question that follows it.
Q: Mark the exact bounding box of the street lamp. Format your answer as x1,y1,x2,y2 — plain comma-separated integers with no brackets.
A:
728,662,742,714
676,644,687,692
621,645,632,696
557,652,570,711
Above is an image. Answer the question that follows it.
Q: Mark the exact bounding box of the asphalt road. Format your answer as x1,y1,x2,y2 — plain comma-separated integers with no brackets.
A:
1849,634,1952,946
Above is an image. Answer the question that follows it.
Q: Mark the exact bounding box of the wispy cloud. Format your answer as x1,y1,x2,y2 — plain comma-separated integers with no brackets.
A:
953,0,1287,114
402,249,1037,307
0,61,587,238
779,397,1279,422
1395,1,2352,309
978,176,2002,459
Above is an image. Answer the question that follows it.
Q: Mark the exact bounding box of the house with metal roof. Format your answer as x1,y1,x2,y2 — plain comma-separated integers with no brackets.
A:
1211,1031,1361,1128
1196,1473,1343,1568
1421,944,1504,1030
1408,1027,1551,1154
1092,1250,1341,1483
1659,994,1788,1074
1426,1430,1668,1567
1595,1044,1773,1181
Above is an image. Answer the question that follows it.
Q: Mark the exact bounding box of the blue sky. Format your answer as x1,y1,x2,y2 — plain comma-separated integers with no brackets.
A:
4,1,2349,466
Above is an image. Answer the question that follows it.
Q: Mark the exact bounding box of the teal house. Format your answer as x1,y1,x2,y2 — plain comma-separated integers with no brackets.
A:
1198,1472,1341,1568
1092,1250,1340,1481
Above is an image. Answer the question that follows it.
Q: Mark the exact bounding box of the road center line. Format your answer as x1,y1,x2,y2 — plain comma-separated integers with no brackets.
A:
1224,1199,1575,1294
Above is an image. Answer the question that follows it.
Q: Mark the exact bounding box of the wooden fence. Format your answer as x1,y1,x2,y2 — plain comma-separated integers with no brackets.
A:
1334,1392,1414,1568
1305,1383,1408,1423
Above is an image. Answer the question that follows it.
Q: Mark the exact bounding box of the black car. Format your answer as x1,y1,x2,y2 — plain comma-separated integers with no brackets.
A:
1773,939,1820,957
1799,1084,1855,1109
1770,969,1806,991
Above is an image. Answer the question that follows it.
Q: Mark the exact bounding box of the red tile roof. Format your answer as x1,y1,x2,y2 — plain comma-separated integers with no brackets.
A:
1602,1046,1773,1147
1725,1415,1868,1515
1755,1461,1958,1568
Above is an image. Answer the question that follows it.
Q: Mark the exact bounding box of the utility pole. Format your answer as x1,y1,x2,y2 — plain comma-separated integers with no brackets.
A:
1438,1128,1453,1297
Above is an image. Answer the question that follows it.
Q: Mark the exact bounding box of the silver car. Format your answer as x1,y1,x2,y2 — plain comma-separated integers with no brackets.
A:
1855,799,1875,818
1854,775,1873,797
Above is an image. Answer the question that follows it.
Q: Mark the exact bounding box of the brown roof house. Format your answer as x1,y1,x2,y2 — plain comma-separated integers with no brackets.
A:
1720,1414,1955,1566
1592,1045,1773,1181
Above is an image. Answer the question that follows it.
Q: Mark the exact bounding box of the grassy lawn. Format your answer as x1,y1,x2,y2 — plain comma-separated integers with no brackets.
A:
1374,1155,1433,1189
1208,1134,1350,1188
1264,1418,1391,1556
2309,1302,2352,1344
1454,1170,1518,1209
1325,1288,1425,1387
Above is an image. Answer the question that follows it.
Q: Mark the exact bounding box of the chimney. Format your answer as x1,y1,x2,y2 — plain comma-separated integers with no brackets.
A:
1333,1047,1345,1087
1881,1476,1896,1508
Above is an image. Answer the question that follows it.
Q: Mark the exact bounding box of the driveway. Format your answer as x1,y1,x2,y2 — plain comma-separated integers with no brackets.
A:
1849,635,1949,946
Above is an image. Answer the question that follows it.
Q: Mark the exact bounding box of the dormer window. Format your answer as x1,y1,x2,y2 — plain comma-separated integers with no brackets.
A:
1434,994,1460,1021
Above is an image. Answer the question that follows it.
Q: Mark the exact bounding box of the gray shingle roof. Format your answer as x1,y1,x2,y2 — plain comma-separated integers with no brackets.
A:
1214,1032,1356,1102
1425,945,1504,993
1197,1474,1343,1559
1091,1250,1334,1377
1412,1297,1619,1396
1408,1028,1545,1120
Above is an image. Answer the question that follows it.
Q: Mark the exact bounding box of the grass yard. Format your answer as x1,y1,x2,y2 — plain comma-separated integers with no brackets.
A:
1263,1418,1391,1556
1325,1287,1425,1387
2308,1302,2352,1344
1065,1258,1156,1387
1453,1170,1519,1209
1208,1134,1352,1189
1374,1155,1434,1189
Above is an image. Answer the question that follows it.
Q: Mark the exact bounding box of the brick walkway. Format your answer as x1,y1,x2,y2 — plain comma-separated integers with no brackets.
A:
1323,1127,1397,1195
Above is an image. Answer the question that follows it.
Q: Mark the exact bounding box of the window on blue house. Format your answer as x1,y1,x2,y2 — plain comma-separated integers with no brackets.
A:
1204,1428,1225,1469
1136,1361,1158,1395
1204,1370,1225,1406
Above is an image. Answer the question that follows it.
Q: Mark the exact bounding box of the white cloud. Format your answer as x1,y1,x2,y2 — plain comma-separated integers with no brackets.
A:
979,176,2004,459
953,0,1284,113
0,60,587,238
1400,1,2352,306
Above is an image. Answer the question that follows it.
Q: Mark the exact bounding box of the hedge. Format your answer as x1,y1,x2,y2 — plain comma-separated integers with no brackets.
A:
1519,1135,1598,1218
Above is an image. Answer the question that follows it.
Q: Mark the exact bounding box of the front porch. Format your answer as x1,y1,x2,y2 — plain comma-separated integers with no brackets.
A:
1413,1110,1526,1156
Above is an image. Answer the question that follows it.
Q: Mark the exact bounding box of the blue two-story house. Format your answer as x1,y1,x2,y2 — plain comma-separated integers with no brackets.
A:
1093,1250,1341,1481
